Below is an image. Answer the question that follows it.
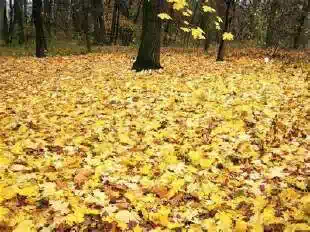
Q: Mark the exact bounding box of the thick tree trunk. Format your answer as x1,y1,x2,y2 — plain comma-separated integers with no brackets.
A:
293,0,310,49
132,0,162,71
33,0,46,57
216,1,232,61
0,0,4,45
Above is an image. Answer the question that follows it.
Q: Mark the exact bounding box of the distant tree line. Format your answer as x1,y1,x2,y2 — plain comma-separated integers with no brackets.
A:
0,0,309,69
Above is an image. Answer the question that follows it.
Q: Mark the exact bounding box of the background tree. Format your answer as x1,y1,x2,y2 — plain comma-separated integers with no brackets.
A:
92,0,106,44
0,0,4,45
82,0,91,52
132,0,162,71
33,0,46,57
294,0,310,48
216,0,234,61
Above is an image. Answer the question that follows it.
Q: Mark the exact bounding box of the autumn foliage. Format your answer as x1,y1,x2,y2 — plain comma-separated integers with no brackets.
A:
0,48,309,231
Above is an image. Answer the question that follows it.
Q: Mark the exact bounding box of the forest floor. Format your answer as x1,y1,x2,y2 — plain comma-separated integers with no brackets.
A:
0,48,309,231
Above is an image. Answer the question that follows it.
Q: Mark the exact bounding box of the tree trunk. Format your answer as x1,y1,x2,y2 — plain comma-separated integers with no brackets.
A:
33,0,46,57
110,0,119,44
293,0,310,49
216,0,232,61
44,0,52,37
199,0,213,53
132,0,162,71
92,0,106,44
72,0,81,34
82,0,91,52
0,0,4,45
265,0,279,47
134,0,142,24
8,0,14,44
24,0,27,23
15,0,25,44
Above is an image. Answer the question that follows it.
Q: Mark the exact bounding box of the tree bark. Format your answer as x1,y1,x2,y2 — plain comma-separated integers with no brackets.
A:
134,0,142,24
265,0,279,47
293,0,310,49
24,0,27,23
132,0,162,71
8,0,14,44
15,0,25,44
33,0,46,57
0,0,4,45
92,0,106,44
216,0,232,61
44,0,52,37
72,0,81,34
82,0,91,52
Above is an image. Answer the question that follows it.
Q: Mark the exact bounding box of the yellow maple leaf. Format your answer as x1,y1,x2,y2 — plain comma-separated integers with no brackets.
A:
191,27,205,40
167,178,185,198
18,185,39,197
133,225,143,232
200,158,213,169
11,141,24,155
217,212,233,231
158,13,172,20
223,32,234,41
202,5,216,13
13,220,35,232
0,207,10,221
235,220,247,232
202,218,217,230
188,151,202,165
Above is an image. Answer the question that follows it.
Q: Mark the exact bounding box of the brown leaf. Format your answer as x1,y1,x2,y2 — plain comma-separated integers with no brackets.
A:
56,179,68,190
74,168,93,186
151,186,169,198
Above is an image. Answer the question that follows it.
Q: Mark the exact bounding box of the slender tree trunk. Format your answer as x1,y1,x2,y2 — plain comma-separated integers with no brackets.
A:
185,0,200,48
24,0,27,23
92,0,106,44
265,0,278,47
249,0,259,39
110,0,118,44
163,21,171,47
72,0,81,34
199,0,213,53
293,0,310,49
82,0,91,52
134,0,142,24
8,0,15,44
216,1,232,61
132,0,162,71
33,0,46,57
3,0,9,44
0,0,4,45
44,0,52,37
15,0,25,44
